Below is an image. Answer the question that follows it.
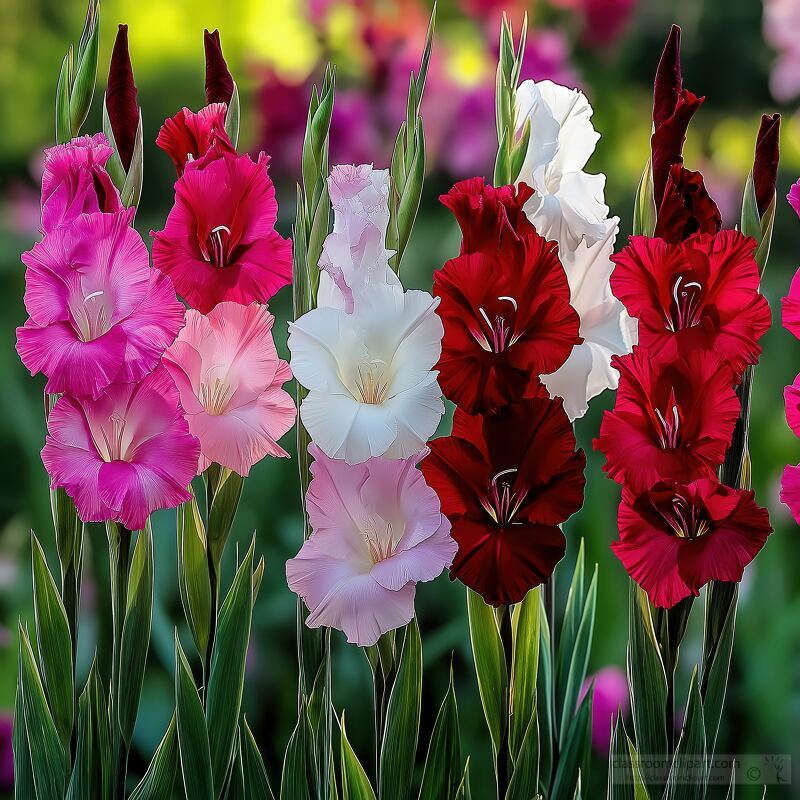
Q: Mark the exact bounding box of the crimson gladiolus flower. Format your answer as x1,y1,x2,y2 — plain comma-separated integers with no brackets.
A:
434,233,581,413
440,177,537,255
613,478,772,609
594,347,739,493
420,398,585,606
152,151,292,313
156,104,235,176
654,165,721,244
610,231,771,380
42,366,201,531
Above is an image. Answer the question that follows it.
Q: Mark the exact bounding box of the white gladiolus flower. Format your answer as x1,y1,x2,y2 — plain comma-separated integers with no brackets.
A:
288,283,445,464
540,218,638,421
316,164,400,313
515,79,609,251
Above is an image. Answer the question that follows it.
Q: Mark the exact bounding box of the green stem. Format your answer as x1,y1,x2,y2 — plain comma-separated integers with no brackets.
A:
109,524,132,800
203,543,219,706
497,606,513,799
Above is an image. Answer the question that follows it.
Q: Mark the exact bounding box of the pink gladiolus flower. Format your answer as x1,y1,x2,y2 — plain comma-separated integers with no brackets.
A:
788,179,800,219
286,445,457,646
580,666,629,753
40,134,122,233
41,366,200,531
152,151,292,313
156,104,235,176
17,211,186,399
162,301,296,476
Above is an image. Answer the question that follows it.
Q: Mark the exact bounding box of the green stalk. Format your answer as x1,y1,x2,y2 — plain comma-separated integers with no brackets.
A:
496,606,513,799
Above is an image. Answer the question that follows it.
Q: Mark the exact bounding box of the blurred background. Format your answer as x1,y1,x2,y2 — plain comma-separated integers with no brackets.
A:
0,0,799,796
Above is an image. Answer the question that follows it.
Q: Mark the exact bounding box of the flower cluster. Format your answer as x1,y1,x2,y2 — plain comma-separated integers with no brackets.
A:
17,31,295,531
287,165,457,645
595,28,773,608
422,174,587,607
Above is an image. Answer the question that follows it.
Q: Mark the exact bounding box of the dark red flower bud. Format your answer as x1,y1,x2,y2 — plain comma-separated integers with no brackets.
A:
653,25,682,130
654,165,721,244
105,24,139,171
753,113,781,218
204,29,234,106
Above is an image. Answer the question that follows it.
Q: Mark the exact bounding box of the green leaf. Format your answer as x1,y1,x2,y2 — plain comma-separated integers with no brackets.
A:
177,492,212,658
466,588,508,759
55,48,73,143
701,582,737,756
280,698,315,800
754,192,776,273
633,159,657,237
505,706,539,800
242,718,276,800
626,732,650,800
608,714,634,800
536,591,554,793
666,668,706,800
418,666,461,800
559,566,597,750
740,172,761,242
129,713,178,800
118,525,154,745
175,635,214,800
206,464,245,568
394,122,426,268
627,583,667,797
508,118,531,184
557,542,586,718
31,531,73,750
340,714,377,800
120,112,144,208
13,679,36,800
380,620,422,800
207,539,255,795
18,624,67,800
68,0,99,136
550,689,591,800
227,729,247,800
509,587,539,760
454,758,472,800
67,660,113,800
226,82,241,149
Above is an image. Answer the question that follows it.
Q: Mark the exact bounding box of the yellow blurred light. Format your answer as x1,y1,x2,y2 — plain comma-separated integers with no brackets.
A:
443,24,489,88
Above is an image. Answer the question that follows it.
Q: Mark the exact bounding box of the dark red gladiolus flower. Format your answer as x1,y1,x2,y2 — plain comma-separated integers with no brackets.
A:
151,151,292,313
204,29,235,106
752,113,781,217
650,25,704,206
105,24,139,171
421,398,586,606
156,104,236,176
440,177,537,254
654,165,721,244
610,231,771,381
594,347,739,493
434,233,581,413
613,478,772,608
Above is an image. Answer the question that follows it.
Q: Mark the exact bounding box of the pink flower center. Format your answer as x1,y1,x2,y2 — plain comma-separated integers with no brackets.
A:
361,520,400,564
471,296,523,353
92,413,132,462
666,275,704,331
654,398,682,449
655,494,710,540
481,468,527,526
199,367,235,415
69,289,112,342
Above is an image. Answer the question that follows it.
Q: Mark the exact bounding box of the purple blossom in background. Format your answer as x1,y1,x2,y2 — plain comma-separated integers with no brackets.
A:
580,665,629,753
0,713,12,793
763,0,800,102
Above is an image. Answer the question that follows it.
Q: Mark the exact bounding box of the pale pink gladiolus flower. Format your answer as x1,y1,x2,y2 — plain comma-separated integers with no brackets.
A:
17,210,186,399
162,301,296,476
40,133,122,233
286,444,457,646
42,366,200,531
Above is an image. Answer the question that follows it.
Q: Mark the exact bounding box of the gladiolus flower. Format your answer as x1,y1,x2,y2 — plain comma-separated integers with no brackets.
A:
439,177,537,255
286,444,457,646
421,398,585,606
288,284,444,464
17,210,185,399
106,24,139,172
782,265,800,339
594,347,739,493
316,164,400,313
610,231,771,381
781,373,800,524
152,151,292,313
514,79,609,250
580,666,629,754
156,104,236,176
613,478,772,608
753,113,781,217
40,134,122,233
540,217,637,420
434,231,580,414
204,29,235,106
41,366,200,531
162,302,296,476
654,165,721,244
788,179,800,219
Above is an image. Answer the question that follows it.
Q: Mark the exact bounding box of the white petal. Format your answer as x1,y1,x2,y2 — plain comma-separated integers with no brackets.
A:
382,373,445,459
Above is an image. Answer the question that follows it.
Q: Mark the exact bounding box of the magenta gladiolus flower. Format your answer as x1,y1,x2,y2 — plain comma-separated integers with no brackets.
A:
17,210,185,399
40,134,122,233
152,151,292,313
286,445,457,646
162,301,296,476
580,666,630,753
42,366,200,531
788,178,800,219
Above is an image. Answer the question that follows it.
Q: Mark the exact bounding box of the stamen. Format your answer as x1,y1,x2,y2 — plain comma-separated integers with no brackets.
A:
482,468,526,526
